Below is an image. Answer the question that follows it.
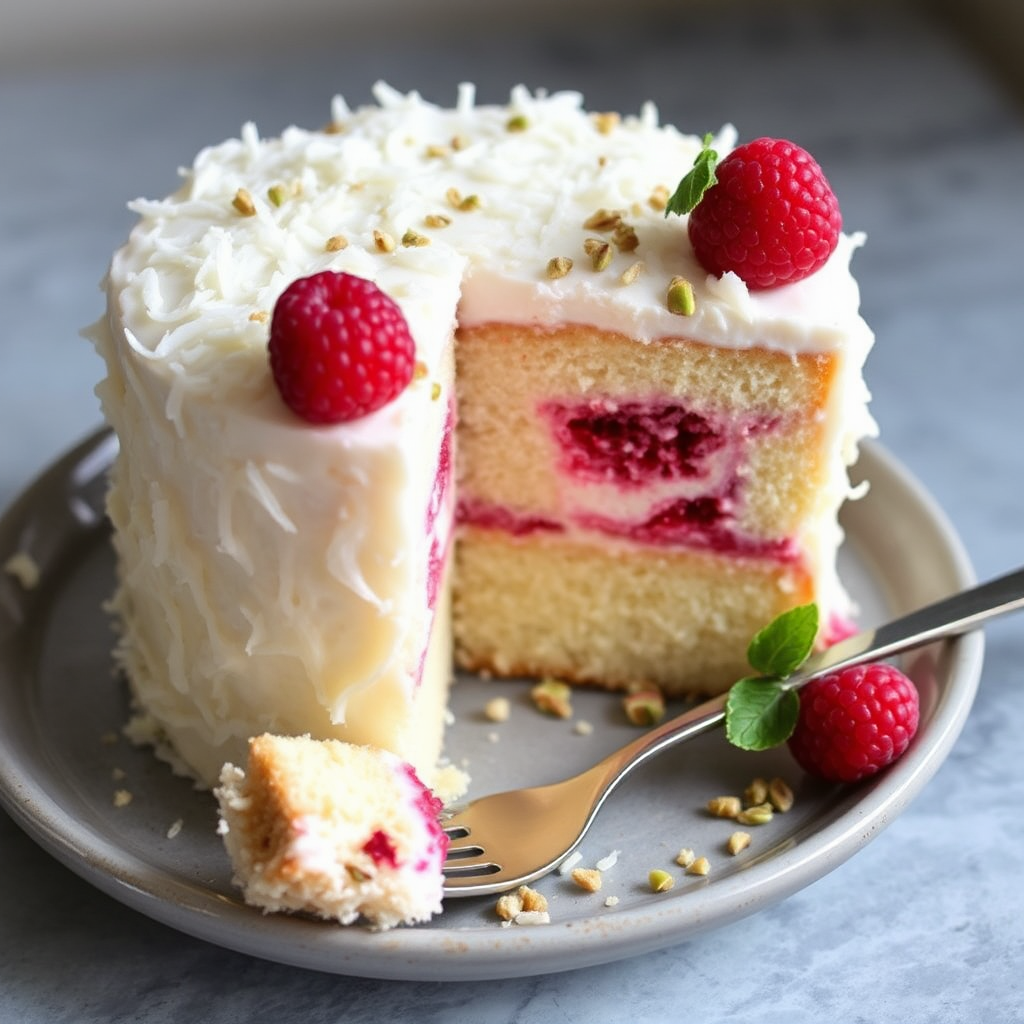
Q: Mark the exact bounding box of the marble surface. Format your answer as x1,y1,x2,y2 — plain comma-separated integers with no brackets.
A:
2,4,1023,1021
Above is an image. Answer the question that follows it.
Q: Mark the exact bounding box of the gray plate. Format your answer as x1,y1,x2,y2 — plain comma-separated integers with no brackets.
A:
0,430,982,981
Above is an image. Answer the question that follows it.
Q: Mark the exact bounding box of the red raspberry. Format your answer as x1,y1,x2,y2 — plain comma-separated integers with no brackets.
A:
268,271,415,424
688,137,842,290
787,664,920,783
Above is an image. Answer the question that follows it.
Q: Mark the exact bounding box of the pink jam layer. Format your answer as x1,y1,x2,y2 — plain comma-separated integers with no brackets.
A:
460,396,795,560
543,398,729,487
402,763,449,874
425,399,455,612
458,496,798,561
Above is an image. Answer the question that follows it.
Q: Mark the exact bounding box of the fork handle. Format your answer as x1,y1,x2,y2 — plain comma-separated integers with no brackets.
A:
588,565,1024,798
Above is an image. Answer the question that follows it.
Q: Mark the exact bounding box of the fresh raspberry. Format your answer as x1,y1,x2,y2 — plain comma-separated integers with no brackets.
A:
688,137,842,290
268,271,415,424
787,664,920,783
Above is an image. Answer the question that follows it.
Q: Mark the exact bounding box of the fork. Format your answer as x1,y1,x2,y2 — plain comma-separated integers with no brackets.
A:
441,565,1024,897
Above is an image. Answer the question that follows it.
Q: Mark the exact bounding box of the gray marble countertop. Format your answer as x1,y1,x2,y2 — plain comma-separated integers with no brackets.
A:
2,4,1023,1022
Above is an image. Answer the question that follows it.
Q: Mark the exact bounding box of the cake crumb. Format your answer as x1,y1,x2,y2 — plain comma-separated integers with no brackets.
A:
495,891,523,921
571,868,603,892
432,764,470,804
573,720,594,736
113,789,133,808
4,552,40,589
99,731,119,746
675,848,696,869
483,696,511,722
487,731,500,743
517,885,547,913
167,818,184,839
111,767,126,782
604,895,620,908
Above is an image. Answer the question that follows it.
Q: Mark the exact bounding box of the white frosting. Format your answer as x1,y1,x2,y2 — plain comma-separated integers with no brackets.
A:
91,83,875,786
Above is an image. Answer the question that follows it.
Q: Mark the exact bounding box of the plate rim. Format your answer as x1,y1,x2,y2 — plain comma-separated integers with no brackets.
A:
0,429,984,981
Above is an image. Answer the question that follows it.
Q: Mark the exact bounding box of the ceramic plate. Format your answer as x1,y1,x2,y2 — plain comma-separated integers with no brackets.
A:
0,430,982,981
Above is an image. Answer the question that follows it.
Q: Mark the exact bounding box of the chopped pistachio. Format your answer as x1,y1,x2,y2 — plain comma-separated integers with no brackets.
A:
768,777,795,813
530,677,573,719
620,261,645,286
593,111,620,135
612,222,640,253
322,121,345,135
649,869,675,893
706,795,742,819
451,134,469,151
546,256,574,280
402,228,431,247
266,183,288,207
622,685,666,726
113,789,133,808
506,114,529,132
424,213,452,229
446,187,482,211
347,865,368,882
588,240,613,271
583,208,622,232
413,361,429,381
571,868,603,893
373,229,396,253
648,184,670,211
727,830,752,855
430,381,442,401
667,275,696,316
744,777,769,807
232,188,256,216
686,856,711,877
425,143,450,158
736,802,774,826
325,234,348,252
518,885,548,912
675,848,696,868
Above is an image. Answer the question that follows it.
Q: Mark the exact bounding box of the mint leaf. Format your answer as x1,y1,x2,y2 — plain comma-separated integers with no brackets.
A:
746,602,819,678
665,134,719,218
724,677,800,751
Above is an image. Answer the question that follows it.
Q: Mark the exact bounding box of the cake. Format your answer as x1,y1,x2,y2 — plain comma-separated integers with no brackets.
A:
89,82,875,791
215,734,448,928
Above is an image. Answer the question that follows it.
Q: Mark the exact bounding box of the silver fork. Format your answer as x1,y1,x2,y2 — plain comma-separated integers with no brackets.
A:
442,566,1024,897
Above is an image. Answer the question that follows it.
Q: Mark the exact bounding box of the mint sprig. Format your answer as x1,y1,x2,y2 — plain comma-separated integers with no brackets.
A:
724,603,819,752
664,133,719,218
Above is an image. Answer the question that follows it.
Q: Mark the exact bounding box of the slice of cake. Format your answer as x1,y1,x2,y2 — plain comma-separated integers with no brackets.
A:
215,734,448,929
89,82,875,788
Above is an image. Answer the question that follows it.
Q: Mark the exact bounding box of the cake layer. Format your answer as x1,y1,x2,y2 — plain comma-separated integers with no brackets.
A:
454,527,816,694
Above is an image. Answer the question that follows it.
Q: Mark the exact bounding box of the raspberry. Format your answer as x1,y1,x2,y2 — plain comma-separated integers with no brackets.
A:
787,664,920,783
268,271,415,424
688,137,842,290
